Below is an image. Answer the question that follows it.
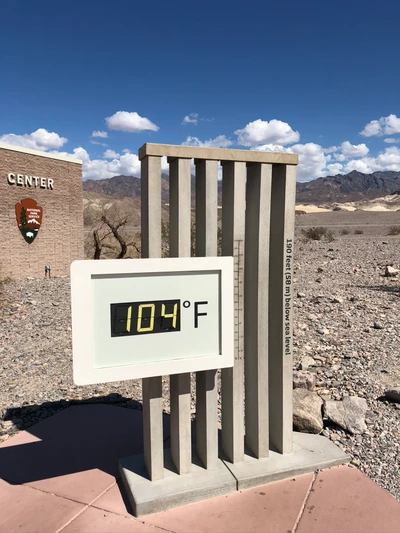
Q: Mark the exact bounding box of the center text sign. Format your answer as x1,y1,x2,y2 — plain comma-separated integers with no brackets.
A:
71,257,234,385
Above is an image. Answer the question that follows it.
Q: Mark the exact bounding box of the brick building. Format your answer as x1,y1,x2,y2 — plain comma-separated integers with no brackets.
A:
0,142,83,279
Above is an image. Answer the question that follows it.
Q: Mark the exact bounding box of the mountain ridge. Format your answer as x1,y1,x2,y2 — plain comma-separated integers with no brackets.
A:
82,170,400,205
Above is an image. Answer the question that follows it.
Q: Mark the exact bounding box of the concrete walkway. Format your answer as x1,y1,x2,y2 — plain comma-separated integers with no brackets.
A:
0,404,399,533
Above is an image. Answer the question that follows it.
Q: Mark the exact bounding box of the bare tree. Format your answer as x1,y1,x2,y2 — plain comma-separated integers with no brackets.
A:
85,203,141,260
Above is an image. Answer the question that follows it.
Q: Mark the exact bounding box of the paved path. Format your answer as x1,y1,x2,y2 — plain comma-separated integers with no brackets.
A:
0,404,399,533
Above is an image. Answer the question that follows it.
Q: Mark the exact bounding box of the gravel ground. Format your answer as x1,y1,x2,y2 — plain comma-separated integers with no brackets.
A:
0,234,399,500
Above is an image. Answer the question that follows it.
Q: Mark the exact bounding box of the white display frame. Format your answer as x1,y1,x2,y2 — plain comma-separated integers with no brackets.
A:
71,257,234,385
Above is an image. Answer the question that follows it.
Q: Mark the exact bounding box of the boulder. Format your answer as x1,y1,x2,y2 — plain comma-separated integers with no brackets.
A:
323,396,367,435
299,355,316,370
385,265,399,277
293,389,323,434
293,370,316,391
384,387,400,402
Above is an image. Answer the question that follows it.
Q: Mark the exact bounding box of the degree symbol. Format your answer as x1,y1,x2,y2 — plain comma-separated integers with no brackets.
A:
183,300,191,308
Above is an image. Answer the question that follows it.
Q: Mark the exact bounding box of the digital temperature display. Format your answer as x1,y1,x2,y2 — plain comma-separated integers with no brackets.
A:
111,299,180,337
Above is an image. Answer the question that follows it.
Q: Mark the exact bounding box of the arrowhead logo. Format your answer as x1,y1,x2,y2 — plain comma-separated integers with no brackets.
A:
15,199,43,244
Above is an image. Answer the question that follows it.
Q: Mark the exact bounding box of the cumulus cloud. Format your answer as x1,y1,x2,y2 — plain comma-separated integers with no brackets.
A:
182,135,233,148
326,163,344,175
92,130,108,138
182,113,199,125
323,146,338,154
235,119,300,147
0,128,67,151
360,114,400,137
52,147,169,181
105,111,159,133
344,146,400,174
290,143,330,182
340,141,369,158
254,142,327,182
103,149,120,159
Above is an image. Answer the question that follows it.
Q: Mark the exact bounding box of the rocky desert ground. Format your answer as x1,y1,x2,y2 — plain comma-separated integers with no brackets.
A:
0,211,399,500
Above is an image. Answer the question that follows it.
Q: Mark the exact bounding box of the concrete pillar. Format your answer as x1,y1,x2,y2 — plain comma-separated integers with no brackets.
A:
168,157,192,474
194,158,219,470
221,161,246,464
141,155,164,481
268,164,297,454
244,162,272,459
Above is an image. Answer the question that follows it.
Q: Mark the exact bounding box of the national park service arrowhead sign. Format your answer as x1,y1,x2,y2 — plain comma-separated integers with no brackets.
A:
15,198,43,244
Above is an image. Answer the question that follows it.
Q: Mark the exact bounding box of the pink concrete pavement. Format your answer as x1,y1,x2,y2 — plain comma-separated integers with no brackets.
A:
0,404,399,533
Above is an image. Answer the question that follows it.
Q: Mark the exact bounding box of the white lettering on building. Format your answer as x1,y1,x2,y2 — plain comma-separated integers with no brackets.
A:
7,173,54,190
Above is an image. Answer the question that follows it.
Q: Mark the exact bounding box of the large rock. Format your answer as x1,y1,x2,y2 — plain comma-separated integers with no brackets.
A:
323,396,367,435
293,389,323,434
299,355,316,370
384,265,399,277
384,387,400,402
293,370,316,391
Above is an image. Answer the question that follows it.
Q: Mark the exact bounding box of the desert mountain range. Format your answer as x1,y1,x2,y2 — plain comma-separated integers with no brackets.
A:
82,170,400,222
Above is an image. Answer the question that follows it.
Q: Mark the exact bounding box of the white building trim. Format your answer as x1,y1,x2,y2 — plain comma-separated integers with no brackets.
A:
0,141,82,164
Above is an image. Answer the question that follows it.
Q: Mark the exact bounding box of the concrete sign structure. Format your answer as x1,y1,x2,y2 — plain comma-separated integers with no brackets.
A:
114,144,349,516
70,257,234,384
0,142,83,278
68,142,348,516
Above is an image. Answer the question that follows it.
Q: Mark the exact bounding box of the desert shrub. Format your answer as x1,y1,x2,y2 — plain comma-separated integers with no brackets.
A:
326,230,335,242
301,227,334,242
340,229,350,235
388,226,400,236
354,229,364,235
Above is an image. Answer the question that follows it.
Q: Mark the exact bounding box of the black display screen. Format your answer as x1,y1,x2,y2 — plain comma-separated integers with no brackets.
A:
110,299,181,337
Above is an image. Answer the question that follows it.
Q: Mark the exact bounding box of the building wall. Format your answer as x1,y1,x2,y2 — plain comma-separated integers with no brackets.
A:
0,143,83,279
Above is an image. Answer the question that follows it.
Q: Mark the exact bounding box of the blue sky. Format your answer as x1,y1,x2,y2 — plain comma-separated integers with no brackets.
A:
1,1,400,182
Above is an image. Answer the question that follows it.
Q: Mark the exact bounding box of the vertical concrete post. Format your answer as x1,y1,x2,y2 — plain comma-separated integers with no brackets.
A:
141,155,164,481
268,164,297,454
168,157,192,474
221,161,246,464
244,163,272,459
195,158,219,470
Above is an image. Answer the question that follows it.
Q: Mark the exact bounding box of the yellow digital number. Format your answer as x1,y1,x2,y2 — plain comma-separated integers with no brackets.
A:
161,302,177,329
137,303,155,332
126,305,132,332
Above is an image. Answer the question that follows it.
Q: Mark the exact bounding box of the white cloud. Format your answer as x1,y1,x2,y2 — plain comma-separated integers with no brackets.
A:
340,141,369,158
52,147,169,180
334,153,346,162
0,128,67,151
254,142,327,182
323,146,338,154
291,143,329,182
105,111,159,133
360,114,400,137
122,148,131,153
254,142,400,181
182,135,233,148
103,149,120,159
90,140,108,147
326,163,344,175
92,130,108,138
384,138,400,144
344,146,400,174
182,113,199,125
235,119,300,147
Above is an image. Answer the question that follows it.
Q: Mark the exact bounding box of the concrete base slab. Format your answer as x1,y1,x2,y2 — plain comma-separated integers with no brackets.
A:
223,432,350,490
119,449,236,517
